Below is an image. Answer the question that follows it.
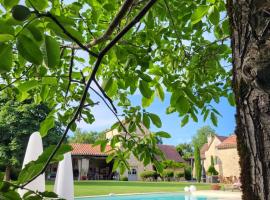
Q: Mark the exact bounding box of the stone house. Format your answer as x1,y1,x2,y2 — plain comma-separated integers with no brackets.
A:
200,134,240,181
105,126,185,181
47,126,185,181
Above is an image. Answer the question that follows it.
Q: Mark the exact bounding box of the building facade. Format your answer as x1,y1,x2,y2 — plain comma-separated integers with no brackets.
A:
200,134,240,180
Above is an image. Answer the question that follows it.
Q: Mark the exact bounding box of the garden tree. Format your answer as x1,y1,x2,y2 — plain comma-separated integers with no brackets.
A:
229,0,270,199
0,0,267,199
0,95,64,181
194,145,202,183
68,128,103,144
192,126,216,149
176,143,193,160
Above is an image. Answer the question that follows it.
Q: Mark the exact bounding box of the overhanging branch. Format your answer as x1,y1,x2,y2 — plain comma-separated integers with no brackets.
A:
93,78,118,114
21,0,157,187
87,0,134,47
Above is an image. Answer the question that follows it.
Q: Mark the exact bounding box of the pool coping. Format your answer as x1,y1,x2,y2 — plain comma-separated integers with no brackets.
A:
75,192,179,199
75,190,242,199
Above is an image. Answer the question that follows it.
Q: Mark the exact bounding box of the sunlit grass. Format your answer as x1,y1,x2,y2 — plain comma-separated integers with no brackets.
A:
46,180,212,197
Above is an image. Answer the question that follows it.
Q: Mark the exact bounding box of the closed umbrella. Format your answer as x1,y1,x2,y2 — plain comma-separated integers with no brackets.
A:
54,152,74,200
19,132,45,196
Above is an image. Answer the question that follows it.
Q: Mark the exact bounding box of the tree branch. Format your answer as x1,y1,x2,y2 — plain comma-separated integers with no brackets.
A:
90,86,130,136
87,0,134,48
36,12,98,58
93,78,118,113
0,65,34,92
21,0,157,187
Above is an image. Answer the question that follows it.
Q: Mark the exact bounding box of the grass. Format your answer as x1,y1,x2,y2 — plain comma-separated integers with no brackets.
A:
46,181,212,197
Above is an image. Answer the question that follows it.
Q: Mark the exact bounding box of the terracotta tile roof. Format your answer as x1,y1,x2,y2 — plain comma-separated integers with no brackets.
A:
158,144,185,163
200,143,209,159
217,134,237,149
70,143,111,156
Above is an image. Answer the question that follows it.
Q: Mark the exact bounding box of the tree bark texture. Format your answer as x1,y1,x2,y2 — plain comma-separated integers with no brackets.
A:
228,0,270,199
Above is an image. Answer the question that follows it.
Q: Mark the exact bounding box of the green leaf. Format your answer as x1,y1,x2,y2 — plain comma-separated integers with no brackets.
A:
44,35,60,68
112,159,119,172
0,34,14,42
170,91,182,106
0,43,12,73
0,172,5,181
39,191,58,198
139,80,153,99
210,112,218,126
175,96,190,115
27,24,43,41
2,190,21,200
107,80,118,97
40,85,49,101
137,70,152,82
102,78,113,92
106,154,115,163
208,6,220,25
203,109,210,121
39,116,55,137
191,5,209,25
17,144,72,184
222,19,230,36
214,25,223,39
100,140,108,152
228,92,236,106
3,0,19,9
149,113,162,128
17,35,43,65
26,0,48,11
11,5,31,21
143,113,150,129
142,93,154,108
155,131,171,138
65,26,84,42
156,84,164,101
42,77,58,85
17,80,39,92
128,121,136,133
181,115,189,127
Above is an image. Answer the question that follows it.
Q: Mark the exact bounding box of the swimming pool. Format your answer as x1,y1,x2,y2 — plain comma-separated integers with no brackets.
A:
77,193,224,200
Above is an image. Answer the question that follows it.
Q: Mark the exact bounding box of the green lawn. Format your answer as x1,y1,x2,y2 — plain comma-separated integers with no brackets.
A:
46,181,212,197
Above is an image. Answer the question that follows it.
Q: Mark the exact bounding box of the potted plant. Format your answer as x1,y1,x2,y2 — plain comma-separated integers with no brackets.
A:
211,184,221,190
207,156,219,183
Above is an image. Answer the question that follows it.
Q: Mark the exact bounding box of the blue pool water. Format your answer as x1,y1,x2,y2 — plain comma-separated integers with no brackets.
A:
77,193,219,200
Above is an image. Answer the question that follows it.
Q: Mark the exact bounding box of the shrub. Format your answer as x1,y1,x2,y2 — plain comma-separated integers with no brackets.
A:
184,166,192,180
161,170,174,181
175,171,184,178
120,176,128,181
207,166,219,176
140,170,157,181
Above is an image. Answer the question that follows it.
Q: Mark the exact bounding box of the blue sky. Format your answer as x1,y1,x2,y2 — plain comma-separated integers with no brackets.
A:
77,91,236,146
65,1,235,146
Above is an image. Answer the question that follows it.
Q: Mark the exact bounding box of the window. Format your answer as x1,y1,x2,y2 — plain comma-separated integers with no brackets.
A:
132,168,137,175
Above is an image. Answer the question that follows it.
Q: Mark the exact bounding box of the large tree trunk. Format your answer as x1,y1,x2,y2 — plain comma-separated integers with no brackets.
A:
228,0,270,199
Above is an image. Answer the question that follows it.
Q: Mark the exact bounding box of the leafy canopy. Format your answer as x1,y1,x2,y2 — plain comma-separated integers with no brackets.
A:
0,96,64,177
68,128,105,144
0,0,233,198
176,143,194,160
192,126,216,148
